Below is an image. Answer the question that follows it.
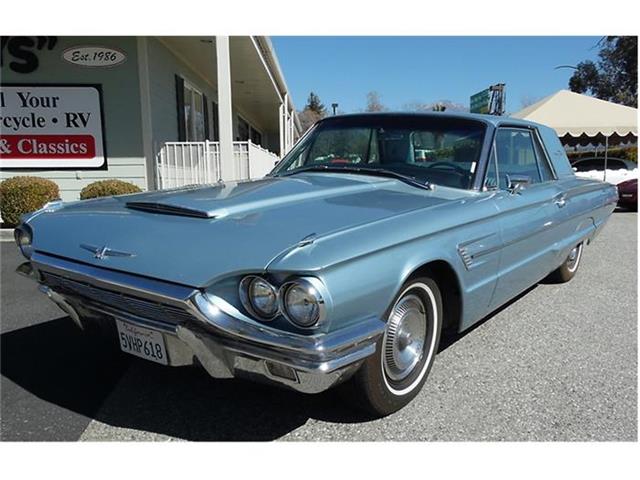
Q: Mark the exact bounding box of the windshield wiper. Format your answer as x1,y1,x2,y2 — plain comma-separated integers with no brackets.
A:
277,165,432,190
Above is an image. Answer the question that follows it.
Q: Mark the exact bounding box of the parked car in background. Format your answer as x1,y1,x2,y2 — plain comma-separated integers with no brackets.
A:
570,156,637,185
14,113,618,416
617,178,637,210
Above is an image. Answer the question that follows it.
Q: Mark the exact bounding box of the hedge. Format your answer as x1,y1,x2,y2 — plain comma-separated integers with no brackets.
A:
567,146,638,163
0,176,60,227
80,179,142,200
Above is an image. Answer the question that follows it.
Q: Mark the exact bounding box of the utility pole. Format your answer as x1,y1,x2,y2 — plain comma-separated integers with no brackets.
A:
332,103,338,115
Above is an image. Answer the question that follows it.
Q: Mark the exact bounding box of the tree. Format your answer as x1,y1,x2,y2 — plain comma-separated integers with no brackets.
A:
305,92,326,116
297,92,327,132
298,108,323,133
568,36,637,107
365,91,386,112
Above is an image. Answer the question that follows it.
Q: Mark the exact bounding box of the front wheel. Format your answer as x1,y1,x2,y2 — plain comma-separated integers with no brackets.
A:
343,277,442,417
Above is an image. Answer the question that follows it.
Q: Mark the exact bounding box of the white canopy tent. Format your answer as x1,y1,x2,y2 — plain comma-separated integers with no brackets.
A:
512,90,638,181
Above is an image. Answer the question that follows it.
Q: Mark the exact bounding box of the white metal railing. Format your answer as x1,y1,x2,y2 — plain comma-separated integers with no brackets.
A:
155,140,280,189
156,141,220,189
247,141,281,178
234,141,250,180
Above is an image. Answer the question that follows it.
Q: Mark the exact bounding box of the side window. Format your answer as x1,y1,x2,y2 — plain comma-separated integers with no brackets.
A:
573,160,588,172
574,159,598,172
533,134,555,181
608,159,627,170
484,147,499,190
494,128,551,189
589,159,605,171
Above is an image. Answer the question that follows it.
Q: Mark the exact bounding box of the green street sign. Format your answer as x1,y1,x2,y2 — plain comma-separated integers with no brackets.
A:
470,89,490,114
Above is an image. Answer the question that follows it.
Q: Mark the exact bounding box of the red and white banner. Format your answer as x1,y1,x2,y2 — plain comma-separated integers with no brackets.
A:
0,85,105,168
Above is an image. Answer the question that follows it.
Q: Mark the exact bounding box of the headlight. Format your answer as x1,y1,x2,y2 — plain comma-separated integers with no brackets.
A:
281,279,325,328
14,225,33,259
239,276,278,320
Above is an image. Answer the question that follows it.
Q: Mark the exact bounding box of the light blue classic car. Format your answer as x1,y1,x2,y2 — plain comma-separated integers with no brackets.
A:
15,113,617,416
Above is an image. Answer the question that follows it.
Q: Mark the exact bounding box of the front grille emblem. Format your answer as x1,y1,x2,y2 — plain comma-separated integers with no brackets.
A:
80,244,135,260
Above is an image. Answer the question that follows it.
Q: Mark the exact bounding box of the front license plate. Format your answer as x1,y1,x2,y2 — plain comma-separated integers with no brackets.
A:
621,193,633,198
116,320,168,365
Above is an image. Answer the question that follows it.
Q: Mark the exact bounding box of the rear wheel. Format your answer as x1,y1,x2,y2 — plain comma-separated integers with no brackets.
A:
343,277,442,417
548,242,584,283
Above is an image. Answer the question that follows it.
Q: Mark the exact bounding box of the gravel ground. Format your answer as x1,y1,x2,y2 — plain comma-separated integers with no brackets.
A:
1,211,637,441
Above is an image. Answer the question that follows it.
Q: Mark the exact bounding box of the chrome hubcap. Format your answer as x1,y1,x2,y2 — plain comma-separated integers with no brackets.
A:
567,244,582,271
383,294,427,381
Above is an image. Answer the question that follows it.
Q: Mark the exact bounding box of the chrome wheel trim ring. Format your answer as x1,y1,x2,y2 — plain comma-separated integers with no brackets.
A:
566,243,583,273
381,282,439,397
383,294,427,381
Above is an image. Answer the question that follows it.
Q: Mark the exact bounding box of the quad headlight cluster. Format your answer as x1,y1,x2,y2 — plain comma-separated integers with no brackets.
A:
239,275,327,328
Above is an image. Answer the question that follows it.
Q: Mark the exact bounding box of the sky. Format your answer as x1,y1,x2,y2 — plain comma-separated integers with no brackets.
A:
271,36,602,115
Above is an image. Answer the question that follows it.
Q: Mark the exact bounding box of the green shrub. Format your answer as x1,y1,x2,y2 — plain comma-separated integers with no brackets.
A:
567,146,637,163
0,176,60,227
80,179,142,200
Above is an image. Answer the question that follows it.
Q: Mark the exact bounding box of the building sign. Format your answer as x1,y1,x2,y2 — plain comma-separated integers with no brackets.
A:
62,46,126,68
1,36,58,74
470,88,490,114
0,84,106,169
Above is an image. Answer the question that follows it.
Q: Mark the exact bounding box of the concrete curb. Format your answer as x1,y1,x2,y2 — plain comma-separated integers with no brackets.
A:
1,228,15,242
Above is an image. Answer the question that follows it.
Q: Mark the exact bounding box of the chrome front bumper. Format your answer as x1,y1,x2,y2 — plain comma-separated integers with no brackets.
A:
21,253,385,394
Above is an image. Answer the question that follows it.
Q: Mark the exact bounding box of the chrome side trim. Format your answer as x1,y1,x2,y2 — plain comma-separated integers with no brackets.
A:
457,246,473,270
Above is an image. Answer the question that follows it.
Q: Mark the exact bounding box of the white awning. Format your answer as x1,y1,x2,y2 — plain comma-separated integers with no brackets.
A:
512,90,638,139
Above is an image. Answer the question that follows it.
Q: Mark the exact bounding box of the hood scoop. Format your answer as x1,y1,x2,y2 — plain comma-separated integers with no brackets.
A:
125,201,214,218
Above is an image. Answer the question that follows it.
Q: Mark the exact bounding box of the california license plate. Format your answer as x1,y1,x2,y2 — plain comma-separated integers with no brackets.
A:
116,320,168,365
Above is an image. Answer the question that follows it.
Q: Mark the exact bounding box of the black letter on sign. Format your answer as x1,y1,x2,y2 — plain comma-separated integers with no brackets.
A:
7,37,38,74
65,113,91,128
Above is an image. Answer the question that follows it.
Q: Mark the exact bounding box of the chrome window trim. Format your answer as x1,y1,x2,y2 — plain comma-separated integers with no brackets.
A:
484,125,560,191
483,138,500,192
531,127,558,180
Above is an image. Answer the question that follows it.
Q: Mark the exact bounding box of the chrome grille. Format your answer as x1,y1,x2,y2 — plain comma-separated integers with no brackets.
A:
40,271,195,325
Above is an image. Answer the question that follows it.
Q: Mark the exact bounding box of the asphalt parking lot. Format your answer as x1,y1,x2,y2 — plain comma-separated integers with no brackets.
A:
1,211,637,441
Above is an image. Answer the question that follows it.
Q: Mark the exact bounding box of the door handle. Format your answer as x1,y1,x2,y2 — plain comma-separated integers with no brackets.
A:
554,195,567,208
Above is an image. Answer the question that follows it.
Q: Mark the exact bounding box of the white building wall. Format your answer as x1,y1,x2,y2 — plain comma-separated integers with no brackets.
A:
0,36,147,201
148,38,275,150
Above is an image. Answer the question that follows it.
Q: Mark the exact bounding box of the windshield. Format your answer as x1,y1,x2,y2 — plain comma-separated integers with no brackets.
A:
271,115,487,189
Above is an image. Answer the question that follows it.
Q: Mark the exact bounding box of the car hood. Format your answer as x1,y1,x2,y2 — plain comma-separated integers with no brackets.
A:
28,173,457,287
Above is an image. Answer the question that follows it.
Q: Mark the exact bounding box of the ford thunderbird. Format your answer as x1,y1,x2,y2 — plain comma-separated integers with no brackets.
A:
15,113,617,416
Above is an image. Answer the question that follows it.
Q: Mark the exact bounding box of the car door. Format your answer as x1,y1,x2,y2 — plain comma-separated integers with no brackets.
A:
486,127,565,310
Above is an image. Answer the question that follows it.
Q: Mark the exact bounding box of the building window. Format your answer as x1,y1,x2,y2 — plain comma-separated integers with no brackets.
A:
183,81,206,141
237,116,250,142
237,115,263,146
250,127,262,146
211,101,219,141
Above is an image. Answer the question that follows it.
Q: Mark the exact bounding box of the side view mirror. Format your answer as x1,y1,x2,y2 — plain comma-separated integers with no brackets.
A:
506,174,530,195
